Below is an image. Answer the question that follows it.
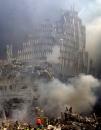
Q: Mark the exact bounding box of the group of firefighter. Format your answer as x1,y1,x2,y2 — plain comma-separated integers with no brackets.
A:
0,106,101,130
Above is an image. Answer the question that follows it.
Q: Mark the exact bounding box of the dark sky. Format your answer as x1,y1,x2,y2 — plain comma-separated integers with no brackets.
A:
0,0,33,42
0,0,34,58
0,0,63,58
0,0,65,58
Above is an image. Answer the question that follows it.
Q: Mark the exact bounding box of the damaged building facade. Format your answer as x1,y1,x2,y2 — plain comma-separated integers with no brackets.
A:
7,9,88,78
55,10,88,77
17,20,56,65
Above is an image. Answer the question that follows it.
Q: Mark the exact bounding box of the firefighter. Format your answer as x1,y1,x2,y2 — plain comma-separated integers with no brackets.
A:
36,117,43,129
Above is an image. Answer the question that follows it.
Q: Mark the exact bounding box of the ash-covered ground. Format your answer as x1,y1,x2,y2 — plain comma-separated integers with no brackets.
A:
0,61,100,123
0,61,54,121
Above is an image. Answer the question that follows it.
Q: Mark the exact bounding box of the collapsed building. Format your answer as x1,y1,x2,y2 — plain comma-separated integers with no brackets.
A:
0,61,53,120
6,9,89,79
1,9,95,123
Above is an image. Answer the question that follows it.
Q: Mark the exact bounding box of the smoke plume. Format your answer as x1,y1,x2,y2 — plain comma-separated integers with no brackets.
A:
11,104,29,122
35,74,100,117
79,0,101,76
47,45,60,64
4,74,100,121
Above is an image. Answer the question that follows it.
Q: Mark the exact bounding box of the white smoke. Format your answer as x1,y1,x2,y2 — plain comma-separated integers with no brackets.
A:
79,0,101,65
47,45,60,64
10,74,100,120
36,74,100,117
86,18,101,61
12,104,29,122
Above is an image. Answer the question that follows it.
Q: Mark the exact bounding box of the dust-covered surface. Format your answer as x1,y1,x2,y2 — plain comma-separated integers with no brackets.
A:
0,61,100,123
0,107,101,130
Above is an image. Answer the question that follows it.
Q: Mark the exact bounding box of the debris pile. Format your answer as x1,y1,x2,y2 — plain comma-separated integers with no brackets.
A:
0,61,100,130
0,61,53,119
0,107,101,130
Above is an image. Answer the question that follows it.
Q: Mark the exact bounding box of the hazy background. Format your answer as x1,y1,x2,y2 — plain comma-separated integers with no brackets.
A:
0,0,101,74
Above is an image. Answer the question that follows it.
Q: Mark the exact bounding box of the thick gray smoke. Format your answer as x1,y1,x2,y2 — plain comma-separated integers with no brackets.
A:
0,0,101,74
86,18,101,76
12,104,29,122
5,74,100,121
47,45,60,64
35,74,100,117
79,0,101,75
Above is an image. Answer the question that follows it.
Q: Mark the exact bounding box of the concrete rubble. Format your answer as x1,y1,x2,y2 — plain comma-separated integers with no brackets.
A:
0,61,101,129
0,107,101,130
0,61,53,119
